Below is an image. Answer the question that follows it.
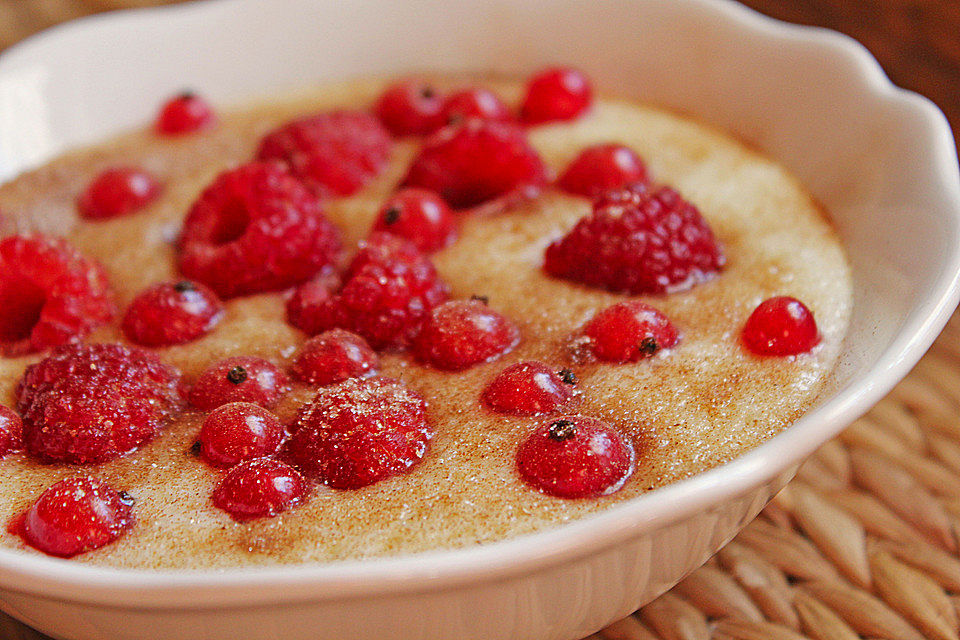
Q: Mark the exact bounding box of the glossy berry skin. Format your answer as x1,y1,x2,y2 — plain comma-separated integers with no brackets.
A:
520,67,593,125
581,301,679,363
0,234,115,357
291,329,378,386
20,477,134,557
188,356,289,410
482,361,576,416
558,144,649,199
374,79,446,136
281,377,431,490
516,416,634,499
742,296,820,356
197,402,284,468
256,111,393,198
401,119,547,210
77,167,161,220
16,343,183,464
413,299,520,371
371,188,456,253
441,88,513,125
0,405,23,458
122,280,224,347
155,92,214,135
212,458,307,521
178,162,342,298
544,184,724,295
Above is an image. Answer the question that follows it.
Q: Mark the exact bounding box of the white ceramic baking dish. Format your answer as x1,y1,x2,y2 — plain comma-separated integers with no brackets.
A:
0,1,958,639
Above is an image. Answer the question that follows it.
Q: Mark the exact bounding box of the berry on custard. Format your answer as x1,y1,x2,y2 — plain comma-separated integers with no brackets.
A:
558,144,649,199
371,188,456,253
197,402,284,468
374,79,446,136
177,162,342,298
516,416,634,499
544,184,724,294
441,88,513,125
188,356,289,410
520,67,593,125
482,361,577,416
212,458,307,521
77,167,161,220
0,234,115,357
20,476,135,557
742,296,820,356
0,405,23,458
413,299,520,371
122,280,224,347
16,343,183,464
256,110,393,198
281,377,431,490
155,92,214,136
291,329,378,386
580,300,679,363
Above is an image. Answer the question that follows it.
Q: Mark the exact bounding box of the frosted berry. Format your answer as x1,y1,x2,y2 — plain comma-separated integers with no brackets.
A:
212,458,307,521
0,234,115,357
281,377,431,490
413,299,520,371
122,280,223,347
178,162,341,298
77,167,161,220
16,343,183,464
581,300,679,363
516,416,633,499
291,329,378,386
742,296,820,356
558,144,649,199
371,188,456,252
441,88,512,125
0,405,22,458
401,119,547,209
482,361,576,416
256,111,393,198
520,67,592,125
155,92,214,135
544,185,724,294
20,476,134,557
188,356,289,410
374,79,446,136
197,402,284,468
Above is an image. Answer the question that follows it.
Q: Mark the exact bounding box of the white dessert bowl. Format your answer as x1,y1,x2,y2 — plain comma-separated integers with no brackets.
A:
0,1,958,639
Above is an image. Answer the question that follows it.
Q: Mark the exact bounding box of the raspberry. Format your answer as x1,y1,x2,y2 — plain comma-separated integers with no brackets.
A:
77,167,161,220
178,162,342,298
371,188,456,252
558,144,649,199
544,185,724,294
0,406,22,458
256,111,393,198
122,280,224,347
20,477,134,557
155,92,214,135
212,458,307,521
374,79,446,136
401,119,547,209
188,356,289,410
482,362,577,416
742,296,820,356
413,299,520,371
580,300,679,363
287,233,448,350
16,343,183,464
0,235,115,357
281,377,431,490
520,67,593,125
441,88,512,125
291,329,378,386
516,416,633,499
197,402,284,468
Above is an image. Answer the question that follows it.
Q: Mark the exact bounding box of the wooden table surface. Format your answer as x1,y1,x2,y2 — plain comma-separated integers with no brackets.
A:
0,1,957,639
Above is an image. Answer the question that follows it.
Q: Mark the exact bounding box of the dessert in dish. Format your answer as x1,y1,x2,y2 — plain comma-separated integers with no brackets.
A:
0,68,851,568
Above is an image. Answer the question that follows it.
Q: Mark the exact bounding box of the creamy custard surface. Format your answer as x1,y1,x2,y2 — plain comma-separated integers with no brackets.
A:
0,78,852,568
